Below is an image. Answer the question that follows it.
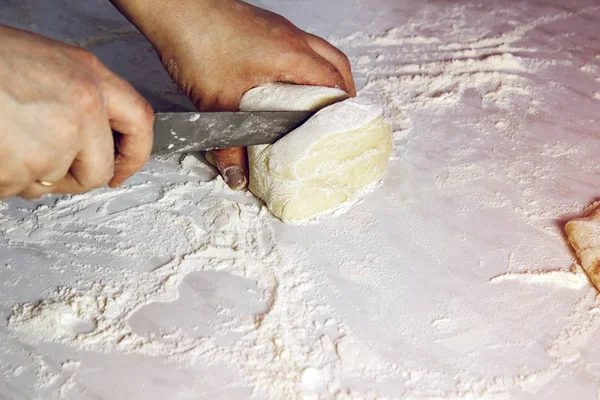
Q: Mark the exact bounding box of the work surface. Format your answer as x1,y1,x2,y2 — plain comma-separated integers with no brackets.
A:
2,0,600,398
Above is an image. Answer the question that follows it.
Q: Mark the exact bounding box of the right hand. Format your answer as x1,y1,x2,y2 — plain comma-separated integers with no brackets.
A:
0,25,154,200
111,0,355,190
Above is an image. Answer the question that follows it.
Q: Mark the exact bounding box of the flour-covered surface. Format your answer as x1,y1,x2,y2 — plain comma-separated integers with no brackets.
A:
2,0,600,399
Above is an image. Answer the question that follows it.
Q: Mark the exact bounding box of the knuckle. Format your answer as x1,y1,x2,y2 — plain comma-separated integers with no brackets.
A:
66,77,102,111
88,166,114,190
269,13,293,28
340,54,352,70
73,161,114,191
286,34,310,50
47,111,81,144
83,176,109,191
275,14,292,25
140,101,155,128
76,50,103,71
268,24,305,48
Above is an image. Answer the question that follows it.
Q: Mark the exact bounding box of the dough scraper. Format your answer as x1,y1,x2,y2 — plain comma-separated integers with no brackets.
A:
151,111,315,155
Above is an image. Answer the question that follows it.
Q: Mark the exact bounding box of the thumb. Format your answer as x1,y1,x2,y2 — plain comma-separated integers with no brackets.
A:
206,147,248,190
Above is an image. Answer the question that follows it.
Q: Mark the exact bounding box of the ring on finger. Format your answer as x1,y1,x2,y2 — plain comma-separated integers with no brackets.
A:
37,180,56,187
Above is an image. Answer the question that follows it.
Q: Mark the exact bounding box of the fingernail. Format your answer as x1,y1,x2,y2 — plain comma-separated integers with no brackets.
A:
223,167,247,191
205,151,217,167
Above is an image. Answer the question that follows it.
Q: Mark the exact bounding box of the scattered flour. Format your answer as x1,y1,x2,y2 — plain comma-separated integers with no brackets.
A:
2,1,600,399
5,178,397,398
489,268,589,290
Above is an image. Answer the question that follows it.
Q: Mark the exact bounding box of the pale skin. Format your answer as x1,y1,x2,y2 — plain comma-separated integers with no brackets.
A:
0,0,355,199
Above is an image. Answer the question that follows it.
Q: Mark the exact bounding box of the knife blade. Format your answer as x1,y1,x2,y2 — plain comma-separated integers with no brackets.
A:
151,111,316,155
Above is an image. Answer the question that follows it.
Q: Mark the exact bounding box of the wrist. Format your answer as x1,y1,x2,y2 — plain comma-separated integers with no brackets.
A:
109,0,168,39
109,0,235,45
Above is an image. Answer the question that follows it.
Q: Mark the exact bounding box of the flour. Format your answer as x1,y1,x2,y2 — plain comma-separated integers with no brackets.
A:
489,268,589,290
3,0,600,398
6,176,397,398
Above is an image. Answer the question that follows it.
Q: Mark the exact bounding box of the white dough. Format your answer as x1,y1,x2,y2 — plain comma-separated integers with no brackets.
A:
239,83,349,112
240,83,394,223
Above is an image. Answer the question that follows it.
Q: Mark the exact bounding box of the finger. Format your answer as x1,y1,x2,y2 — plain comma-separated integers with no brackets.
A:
305,34,356,97
18,176,64,200
208,147,248,190
15,150,75,199
276,52,347,93
2,181,28,199
52,113,115,195
17,181,57,200
100,73,154,188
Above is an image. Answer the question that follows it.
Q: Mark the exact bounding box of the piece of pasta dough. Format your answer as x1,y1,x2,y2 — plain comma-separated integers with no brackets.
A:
565,202,600,291
239,83,394,223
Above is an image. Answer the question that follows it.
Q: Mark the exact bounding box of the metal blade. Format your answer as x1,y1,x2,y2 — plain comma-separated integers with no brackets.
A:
151,111,316,155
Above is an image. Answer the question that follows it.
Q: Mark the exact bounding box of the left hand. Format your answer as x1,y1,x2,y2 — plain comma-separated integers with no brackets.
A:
112,0,355,189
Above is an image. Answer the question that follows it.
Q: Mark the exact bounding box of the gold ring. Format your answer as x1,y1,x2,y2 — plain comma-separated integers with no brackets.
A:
37,180,56,187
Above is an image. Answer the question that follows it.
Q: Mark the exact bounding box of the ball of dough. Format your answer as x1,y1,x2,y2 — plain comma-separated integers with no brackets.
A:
240,83,394,223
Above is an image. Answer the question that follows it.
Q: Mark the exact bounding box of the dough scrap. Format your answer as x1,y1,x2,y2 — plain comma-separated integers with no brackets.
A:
565,202,600,291
240,83,394,223
239,83,349,112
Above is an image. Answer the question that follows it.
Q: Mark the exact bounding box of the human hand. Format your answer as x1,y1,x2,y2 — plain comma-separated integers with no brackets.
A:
0,25,154,200
112,0,355,189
